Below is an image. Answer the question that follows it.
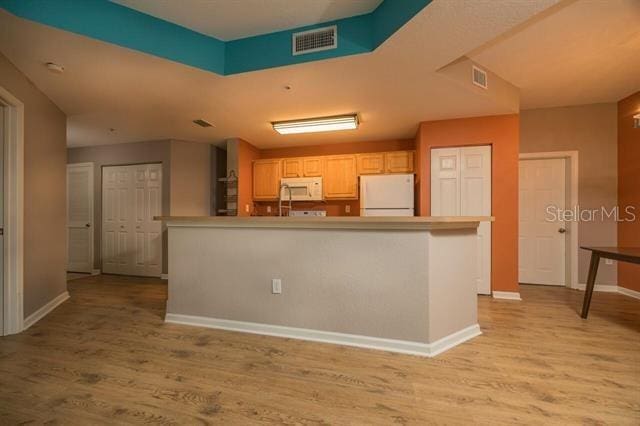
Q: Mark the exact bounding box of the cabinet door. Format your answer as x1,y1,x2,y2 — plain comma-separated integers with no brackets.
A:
303,157,323,177
282,158,303,178
253,160,281,200
357,153,384,175
323,155,358,199
385,151,415,173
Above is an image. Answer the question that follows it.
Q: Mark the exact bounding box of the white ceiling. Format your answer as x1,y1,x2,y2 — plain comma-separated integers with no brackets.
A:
0,0,560,148
471,0,640,109
111,0,383,41
7,0,636,150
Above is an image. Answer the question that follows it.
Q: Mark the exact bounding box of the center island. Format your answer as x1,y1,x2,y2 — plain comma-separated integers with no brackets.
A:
157,216,492,357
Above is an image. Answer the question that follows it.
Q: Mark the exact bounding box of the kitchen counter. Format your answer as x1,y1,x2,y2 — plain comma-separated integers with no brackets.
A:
155,215,493,230
160,215,487,357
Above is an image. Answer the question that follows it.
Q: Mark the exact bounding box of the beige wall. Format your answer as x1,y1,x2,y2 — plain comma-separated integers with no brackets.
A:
520,103,618,285
0,53,67,317
68,140,172,271
170,140,210,216
68,139,211,273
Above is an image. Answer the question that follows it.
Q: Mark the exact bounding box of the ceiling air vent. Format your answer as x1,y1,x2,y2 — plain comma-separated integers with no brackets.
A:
472,65,488,89
292,25,337,56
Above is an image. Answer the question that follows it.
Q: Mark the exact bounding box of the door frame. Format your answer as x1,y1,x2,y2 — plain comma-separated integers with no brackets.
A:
67,162,94,273
0,86,25,336
519,151,579,289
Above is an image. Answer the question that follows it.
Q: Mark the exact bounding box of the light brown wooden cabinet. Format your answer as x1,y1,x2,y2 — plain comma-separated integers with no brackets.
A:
302,157,323,177
282,158,303,178
323,155,358,199
253,159,281,200
385,151,414,173
357,153,385,175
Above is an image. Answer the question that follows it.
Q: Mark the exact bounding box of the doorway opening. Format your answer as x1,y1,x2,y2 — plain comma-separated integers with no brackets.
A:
519,151,579,289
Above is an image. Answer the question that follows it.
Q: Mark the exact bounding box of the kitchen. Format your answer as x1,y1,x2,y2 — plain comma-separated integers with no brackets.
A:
159,140,493,357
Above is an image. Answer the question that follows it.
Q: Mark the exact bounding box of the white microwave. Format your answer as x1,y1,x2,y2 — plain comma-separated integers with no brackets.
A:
280,177,323,201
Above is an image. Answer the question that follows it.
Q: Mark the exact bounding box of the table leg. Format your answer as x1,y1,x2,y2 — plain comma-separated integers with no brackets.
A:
581,253,600,318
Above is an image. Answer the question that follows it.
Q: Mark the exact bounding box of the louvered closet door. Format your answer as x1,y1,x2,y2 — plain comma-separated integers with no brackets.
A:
103,164,162,277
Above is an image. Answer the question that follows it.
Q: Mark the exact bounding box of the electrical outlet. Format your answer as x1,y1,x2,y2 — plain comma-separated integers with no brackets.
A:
605,259,614,265
267,206,272,214
345,204,351,214
272,278,282,294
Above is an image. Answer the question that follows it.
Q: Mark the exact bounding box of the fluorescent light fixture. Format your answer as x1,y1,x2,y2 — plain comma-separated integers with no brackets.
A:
272,114,358,135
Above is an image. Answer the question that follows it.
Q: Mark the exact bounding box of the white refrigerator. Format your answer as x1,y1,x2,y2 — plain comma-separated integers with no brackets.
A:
360,174,415,216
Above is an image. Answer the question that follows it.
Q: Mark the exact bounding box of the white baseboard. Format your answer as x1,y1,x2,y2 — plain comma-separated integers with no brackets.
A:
23,291,70,331
618,286,640,300
160,274,168,280
165,313,481,357
575,283,619,293
492,291,522,301
91,269,101,276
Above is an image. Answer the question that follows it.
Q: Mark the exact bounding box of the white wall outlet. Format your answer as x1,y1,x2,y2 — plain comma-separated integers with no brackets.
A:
245,204,250,213
605,259,614,265
272,278,282,294
345,204,351,214
267,206,272,214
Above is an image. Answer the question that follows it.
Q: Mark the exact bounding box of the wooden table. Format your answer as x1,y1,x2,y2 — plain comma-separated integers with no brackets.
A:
581,247,640,318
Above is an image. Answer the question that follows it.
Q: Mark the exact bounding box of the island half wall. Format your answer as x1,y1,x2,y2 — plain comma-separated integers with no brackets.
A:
160,216,491,357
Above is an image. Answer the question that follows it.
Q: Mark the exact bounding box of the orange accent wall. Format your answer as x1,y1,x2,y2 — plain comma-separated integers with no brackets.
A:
415,115,520,293
259,139,414,159
237,138,260,217
617,92,640,291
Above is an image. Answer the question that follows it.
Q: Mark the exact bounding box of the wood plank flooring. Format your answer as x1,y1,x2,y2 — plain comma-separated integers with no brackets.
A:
1,275,639,424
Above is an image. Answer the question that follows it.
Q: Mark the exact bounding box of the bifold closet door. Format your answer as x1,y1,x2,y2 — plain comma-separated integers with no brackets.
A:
431,146,492,295
102,164,162,277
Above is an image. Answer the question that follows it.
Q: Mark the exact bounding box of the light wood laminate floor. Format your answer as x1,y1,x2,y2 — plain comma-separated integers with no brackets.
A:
1,275,638,424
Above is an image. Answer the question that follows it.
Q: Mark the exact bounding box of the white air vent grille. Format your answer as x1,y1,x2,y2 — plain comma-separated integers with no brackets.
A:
292,25,337,56
472,65,488,89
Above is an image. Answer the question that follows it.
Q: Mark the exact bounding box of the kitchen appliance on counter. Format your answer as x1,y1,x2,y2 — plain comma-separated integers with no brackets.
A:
288,210,327,217
280,177,323,201
360,174,414,216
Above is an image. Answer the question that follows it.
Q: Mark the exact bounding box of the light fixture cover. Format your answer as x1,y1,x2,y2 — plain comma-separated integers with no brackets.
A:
272,114,358,135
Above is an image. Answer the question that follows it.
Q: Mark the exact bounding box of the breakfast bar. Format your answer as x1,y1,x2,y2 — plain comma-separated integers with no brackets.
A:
158,216,491,357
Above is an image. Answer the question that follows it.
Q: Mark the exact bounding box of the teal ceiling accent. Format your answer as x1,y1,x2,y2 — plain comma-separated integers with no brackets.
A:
0,0,431,75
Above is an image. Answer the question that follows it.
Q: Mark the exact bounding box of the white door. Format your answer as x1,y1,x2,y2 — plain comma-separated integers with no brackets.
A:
67,163,94,273
102,164,162,277
519,158,566,286
432,146,492,295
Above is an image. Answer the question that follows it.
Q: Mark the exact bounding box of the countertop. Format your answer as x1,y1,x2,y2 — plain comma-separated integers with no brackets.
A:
154,216,494,230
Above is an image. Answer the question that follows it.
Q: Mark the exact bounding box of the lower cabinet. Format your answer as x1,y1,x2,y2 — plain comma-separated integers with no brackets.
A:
253,159,281,200
323,155,358,199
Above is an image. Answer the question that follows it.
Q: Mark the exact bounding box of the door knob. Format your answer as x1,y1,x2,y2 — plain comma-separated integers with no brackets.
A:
558,228,566,234
85,223,90,228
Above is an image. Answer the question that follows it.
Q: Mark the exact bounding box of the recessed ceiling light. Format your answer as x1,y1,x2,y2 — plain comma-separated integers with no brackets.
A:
272,114,359,135
193,119,214,128
45,62,64,74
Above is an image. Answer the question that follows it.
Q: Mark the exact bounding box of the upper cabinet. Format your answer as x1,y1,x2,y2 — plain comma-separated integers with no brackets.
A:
303,157,323,177
252,150,414,200
323,155,358,199
282,158,303,178
385,151,414,174
357,153,385,175
253,159,281,200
